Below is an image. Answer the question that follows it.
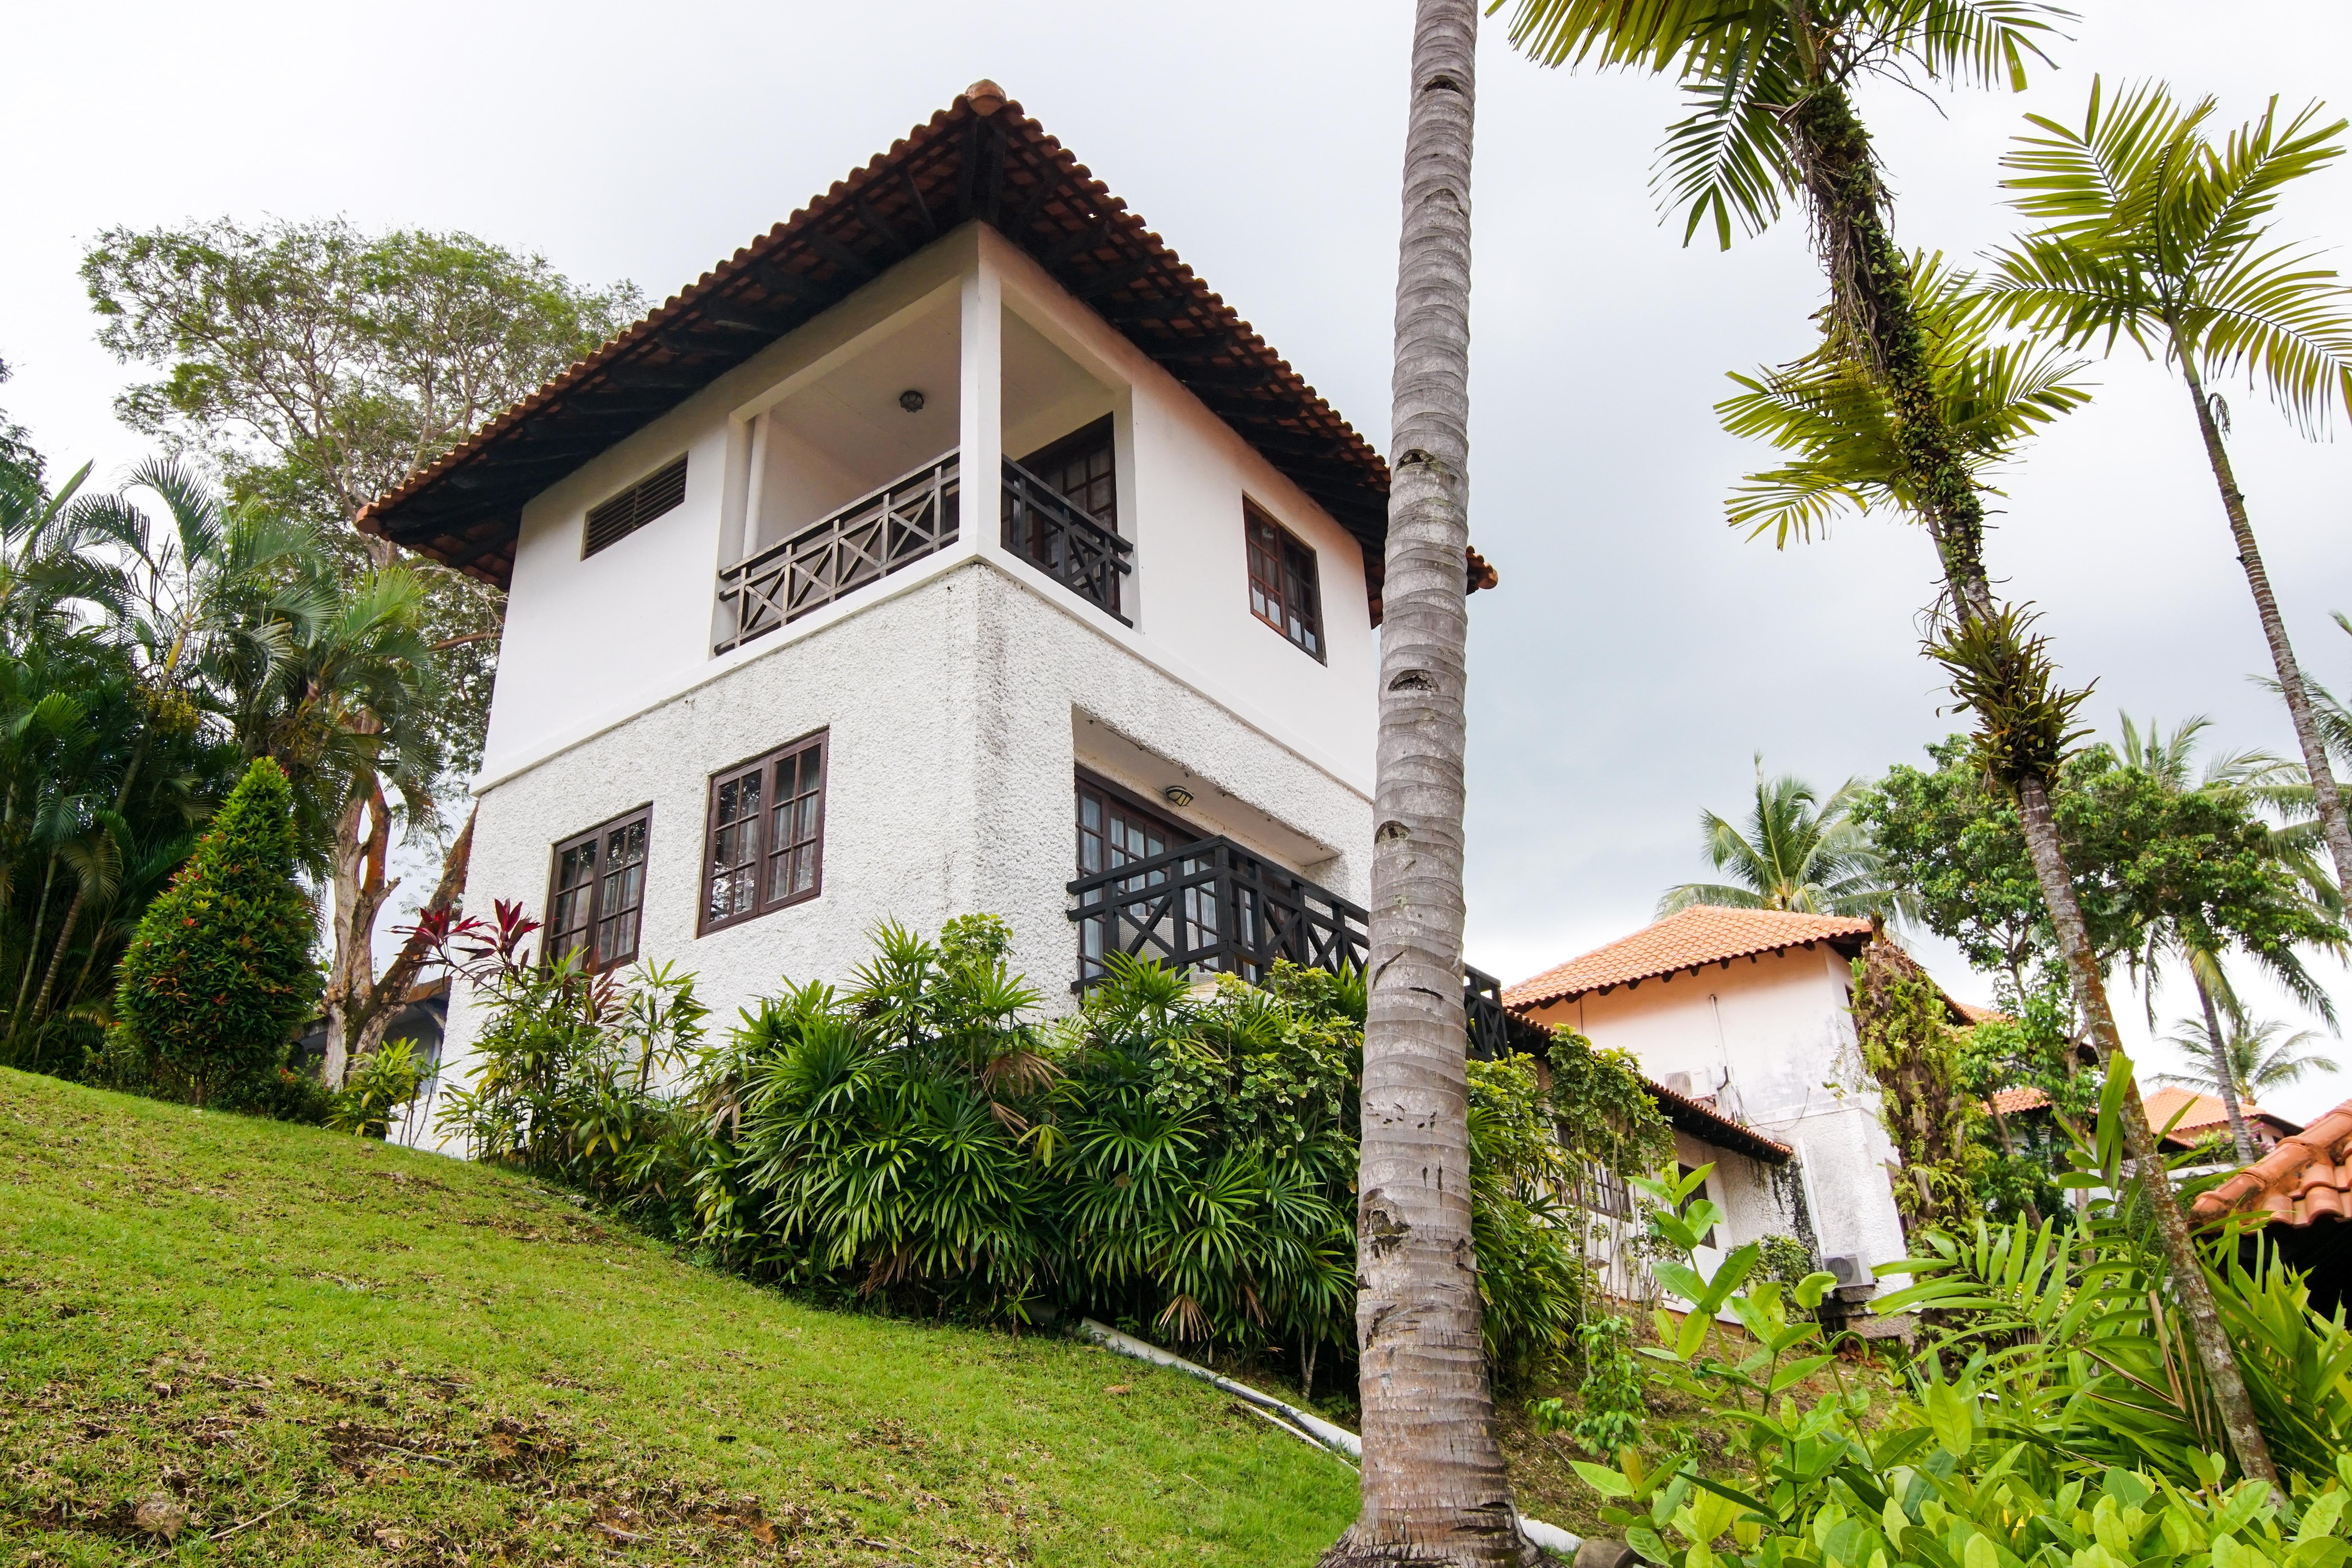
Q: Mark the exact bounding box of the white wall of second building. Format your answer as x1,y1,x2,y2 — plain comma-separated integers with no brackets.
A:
428,559,1374,1148
1523,946,1910,1275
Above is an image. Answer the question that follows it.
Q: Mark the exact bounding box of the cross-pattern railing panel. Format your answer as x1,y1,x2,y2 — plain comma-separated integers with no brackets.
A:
1002,457,1132,622
1465,964,1554,1062
715,451,960,654
1069,835,1365,989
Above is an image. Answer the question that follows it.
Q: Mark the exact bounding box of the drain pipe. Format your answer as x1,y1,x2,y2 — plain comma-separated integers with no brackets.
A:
1076,1319,1593,1561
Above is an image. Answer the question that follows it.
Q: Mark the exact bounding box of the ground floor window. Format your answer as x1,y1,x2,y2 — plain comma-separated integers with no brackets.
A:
547,806,652,970
701,731,828,934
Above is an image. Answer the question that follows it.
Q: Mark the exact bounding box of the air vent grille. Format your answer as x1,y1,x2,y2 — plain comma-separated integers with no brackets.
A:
584,456,688,557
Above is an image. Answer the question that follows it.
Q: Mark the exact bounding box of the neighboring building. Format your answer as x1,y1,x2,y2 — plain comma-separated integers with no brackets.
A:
1987,1084,2303,1158
358,83,1496,1128
1505,907,1913,1290
2192,1094,2352,1312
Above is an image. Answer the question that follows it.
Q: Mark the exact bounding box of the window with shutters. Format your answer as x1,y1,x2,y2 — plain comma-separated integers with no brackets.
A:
1243,503,1323,659
584,455,689,557
700,731,828,934
545,806,653,971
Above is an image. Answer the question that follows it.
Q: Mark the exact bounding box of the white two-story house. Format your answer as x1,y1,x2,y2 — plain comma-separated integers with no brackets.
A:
358,83,1433,1085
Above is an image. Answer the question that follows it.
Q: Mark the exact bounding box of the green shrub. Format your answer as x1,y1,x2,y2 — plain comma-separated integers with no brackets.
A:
327,1038,428,1137
111,757,318,1109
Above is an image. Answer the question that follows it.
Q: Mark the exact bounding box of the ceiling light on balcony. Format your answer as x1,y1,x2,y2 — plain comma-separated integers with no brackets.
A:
1162,785,1194,808
898,389,926,413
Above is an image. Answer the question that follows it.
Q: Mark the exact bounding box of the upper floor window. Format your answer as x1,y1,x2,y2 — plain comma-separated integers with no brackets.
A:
701,731,828,934
1018,417,1116,529
547,806,652,970
584,455,688,557
1245,503,1323,659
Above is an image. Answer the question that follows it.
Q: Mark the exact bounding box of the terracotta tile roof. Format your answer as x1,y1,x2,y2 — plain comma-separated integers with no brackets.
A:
2193,1094,2352,1228
1953,1001,2007,1025
1504,906,1875,1010
1989,1086,2050,1116
354,82,1402,602
1647,1076,1793,1165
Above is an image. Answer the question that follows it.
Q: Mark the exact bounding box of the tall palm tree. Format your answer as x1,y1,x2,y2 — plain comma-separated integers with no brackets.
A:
1331,3,1535,1564
1667,60,2283,1461
1659,757,1904,920
1984,83,2352,907
2116,713,2341,1163
2159,1014,2343,1112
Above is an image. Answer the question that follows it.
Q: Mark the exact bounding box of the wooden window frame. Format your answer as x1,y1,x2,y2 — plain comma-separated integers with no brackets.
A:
1074,767,1200,877
698,729,830,936
1017,416,1118,531
544,804,654,973
1243,502,1325,661
584,454,689,557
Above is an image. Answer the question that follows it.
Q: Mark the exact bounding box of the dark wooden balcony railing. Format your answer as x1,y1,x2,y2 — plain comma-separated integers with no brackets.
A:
1069,835,1365,988
1070,840,1554,1062
715,451,960,654
1002,456,1132,622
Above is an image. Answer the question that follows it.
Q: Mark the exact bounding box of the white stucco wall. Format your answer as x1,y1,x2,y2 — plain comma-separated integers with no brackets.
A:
425,560,1374,1148
475,221,1377,805
1524,946,1910,1276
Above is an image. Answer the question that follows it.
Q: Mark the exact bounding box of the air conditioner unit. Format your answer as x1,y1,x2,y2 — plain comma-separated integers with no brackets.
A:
1825,1254,1869,1286
1663,1072,1697,1097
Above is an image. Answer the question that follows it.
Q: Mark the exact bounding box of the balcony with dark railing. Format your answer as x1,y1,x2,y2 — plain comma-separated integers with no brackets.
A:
1068,836,1553,1058
1002,456,1132,622
715,450,960,655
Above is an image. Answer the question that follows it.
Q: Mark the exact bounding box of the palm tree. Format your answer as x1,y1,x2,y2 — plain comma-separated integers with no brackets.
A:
2159,1015,2343,1112
1331,3,1535,1565
1659,757,1905,920
1680,115,2283,1473
2116,713,2341,1163
1984,82,2352,906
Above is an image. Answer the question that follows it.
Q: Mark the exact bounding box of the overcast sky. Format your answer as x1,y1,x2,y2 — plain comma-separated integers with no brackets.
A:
7,1,2352,1117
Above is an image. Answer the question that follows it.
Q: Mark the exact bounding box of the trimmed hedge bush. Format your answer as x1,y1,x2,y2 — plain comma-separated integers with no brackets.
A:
113,756,318,1107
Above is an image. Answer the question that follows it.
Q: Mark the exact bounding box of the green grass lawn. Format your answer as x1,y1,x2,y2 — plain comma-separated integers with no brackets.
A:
0,1068,1360,1566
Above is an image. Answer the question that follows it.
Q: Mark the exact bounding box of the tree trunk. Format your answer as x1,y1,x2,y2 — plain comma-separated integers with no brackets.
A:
2193,969,2257,1166
29,885,85,1028
2012,773,2280,1489
352,805,475,1068
321,775,399,1090
11,853,57,1041
1323,7,1534,1566
2176,350,2352,903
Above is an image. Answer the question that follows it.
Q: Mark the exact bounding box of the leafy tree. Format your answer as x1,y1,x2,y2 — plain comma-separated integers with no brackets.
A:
112,757,317,1108
1984,82,2352,903
2158,1014,2343,1106
1658,755,1905,920
82,216,642,782
1346,3,1532,1563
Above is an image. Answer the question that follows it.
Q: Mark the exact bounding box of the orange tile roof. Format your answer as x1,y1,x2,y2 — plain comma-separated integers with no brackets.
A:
1989,1086,2050,1116
1953,1001,2007,1025
2193,1094,2352,1228
1504,906,1874,1010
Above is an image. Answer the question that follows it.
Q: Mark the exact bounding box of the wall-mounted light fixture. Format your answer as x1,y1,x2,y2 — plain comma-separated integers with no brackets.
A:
1161,784,1194,809
898,389,926,413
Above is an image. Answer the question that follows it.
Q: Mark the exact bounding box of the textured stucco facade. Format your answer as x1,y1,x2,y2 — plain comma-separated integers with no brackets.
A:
1522,946,1909,1278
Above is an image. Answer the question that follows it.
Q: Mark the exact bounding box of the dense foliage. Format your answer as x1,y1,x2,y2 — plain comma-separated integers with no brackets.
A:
109,757,318,1108
419,911,1666,1386
1568,1077,2352,1568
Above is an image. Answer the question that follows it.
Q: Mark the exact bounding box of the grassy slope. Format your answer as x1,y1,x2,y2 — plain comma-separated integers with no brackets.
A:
0,1069,1358,1566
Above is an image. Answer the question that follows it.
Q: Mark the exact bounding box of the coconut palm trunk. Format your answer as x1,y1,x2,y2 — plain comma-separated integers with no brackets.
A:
1325,4,1533,1564
2176,348,2352,902
1795,85,2283,1493
2192,971,2259,1165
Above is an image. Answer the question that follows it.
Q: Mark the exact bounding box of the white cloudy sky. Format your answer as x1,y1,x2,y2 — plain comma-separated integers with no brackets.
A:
6,2,2352,1116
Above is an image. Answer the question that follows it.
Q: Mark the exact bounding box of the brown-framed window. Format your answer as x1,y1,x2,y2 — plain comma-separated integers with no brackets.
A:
1018,417,1117,529
1075,769,1194,882
545,806,652,971
700,731,828,934
1244,503,1323,659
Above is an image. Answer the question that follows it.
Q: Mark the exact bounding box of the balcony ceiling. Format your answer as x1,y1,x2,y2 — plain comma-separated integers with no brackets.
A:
354,82,1393,597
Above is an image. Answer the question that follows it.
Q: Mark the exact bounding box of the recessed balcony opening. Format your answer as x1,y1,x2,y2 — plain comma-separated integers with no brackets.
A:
1001,309,1131,621
718,296,962,653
